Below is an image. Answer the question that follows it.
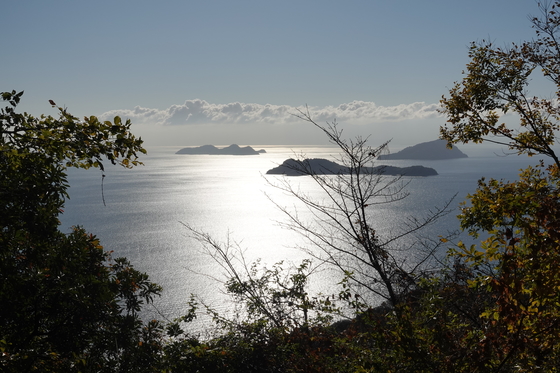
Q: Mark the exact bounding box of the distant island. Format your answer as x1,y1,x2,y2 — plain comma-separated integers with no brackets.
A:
378,139,468,160
176,144,266,155
266,158,438,177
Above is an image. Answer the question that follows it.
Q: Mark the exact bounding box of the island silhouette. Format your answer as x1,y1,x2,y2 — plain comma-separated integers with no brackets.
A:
266,158,438,177
176,144,266,155
378,139,468,160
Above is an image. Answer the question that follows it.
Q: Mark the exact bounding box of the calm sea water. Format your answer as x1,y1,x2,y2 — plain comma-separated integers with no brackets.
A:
59,145,536,326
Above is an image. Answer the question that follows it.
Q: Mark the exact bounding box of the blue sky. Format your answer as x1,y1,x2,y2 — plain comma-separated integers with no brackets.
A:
2,1,545,147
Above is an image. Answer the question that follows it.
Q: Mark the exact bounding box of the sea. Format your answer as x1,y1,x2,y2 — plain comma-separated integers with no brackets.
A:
58,144,538,331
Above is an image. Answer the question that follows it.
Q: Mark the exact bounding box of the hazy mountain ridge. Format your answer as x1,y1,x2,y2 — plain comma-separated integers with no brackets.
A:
176,144,266,155
378,139,468,160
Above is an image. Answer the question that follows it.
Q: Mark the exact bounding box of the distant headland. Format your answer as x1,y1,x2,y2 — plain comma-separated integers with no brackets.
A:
378,139,468,160
176,144,266,155
266,158,438,177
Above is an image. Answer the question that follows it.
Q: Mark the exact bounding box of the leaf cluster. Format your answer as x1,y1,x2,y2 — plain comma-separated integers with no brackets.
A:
0,91,162,372
439,2,560,167
1,90,146,171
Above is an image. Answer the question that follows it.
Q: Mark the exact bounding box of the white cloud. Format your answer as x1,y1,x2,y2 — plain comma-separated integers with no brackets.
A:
100,100,442,126
312,101,441,123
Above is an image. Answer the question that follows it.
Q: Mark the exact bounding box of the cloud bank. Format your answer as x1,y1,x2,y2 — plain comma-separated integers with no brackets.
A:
100,100,442,126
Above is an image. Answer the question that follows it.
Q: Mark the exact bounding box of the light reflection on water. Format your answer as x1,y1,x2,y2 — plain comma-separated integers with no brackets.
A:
60,145,534,328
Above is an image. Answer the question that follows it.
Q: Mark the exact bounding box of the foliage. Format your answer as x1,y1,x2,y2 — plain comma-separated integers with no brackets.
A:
438,1,560,370
184,225,342,329
439,3,560,169
174,223,410,372
443,164,560,370
0,90,163,372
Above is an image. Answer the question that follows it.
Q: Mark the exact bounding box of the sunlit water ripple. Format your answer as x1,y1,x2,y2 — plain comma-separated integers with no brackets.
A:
59,145,534,331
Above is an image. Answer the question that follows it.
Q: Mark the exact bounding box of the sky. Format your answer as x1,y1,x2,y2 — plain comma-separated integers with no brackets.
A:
2,1,549,149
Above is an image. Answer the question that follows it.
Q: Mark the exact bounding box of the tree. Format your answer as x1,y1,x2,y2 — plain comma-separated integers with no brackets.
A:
439,1,560,369
176,109,457,372
0,90,163,372
269,108,454,310
440,2,560,170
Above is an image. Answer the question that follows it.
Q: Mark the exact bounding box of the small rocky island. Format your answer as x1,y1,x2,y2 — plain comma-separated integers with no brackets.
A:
266,158,438,177
378,139,468,160
176,144,266,155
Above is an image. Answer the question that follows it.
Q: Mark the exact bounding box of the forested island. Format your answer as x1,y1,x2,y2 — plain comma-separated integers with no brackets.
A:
378,139,468,160
266,158,438,176
176,144,266,155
